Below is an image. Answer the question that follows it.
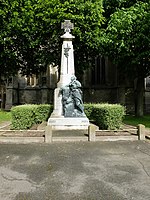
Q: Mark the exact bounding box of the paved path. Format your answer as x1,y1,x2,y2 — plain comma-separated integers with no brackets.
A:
0,141,150,200
0,121,11,129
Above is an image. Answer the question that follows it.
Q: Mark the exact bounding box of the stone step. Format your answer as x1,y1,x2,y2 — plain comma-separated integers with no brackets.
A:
0,137,44,144
95,135,138,141
52,129,88,137
51,129,89,142
52,136,88,142
0,130,45,137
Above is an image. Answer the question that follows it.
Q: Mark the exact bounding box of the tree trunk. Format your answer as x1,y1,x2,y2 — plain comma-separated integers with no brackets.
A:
134,77,145,116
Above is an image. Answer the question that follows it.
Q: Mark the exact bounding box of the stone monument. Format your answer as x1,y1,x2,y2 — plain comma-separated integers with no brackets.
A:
47,20,89,129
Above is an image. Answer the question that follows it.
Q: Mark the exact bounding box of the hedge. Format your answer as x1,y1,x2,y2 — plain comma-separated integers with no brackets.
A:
11,104,53,130
11,103,125,130
84,103,94,120
85,103,125,130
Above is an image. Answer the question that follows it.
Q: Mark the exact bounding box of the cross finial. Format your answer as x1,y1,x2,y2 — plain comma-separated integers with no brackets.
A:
61,20,74,33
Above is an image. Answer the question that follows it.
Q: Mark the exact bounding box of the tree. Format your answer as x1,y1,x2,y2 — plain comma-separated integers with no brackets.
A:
0,0,37,77
102,1,150,116
0,0,104,78
103,0,149,20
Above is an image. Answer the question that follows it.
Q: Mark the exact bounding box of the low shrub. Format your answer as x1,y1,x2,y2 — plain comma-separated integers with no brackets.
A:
11,105,35,130
84,103,94,119
11,103,125,130
11,104,53,130
34,104,53,124
84,103,125,130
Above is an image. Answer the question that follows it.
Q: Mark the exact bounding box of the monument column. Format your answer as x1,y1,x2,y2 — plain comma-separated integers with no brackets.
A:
57,25,75,87
51,20,75,117
48,20,89,129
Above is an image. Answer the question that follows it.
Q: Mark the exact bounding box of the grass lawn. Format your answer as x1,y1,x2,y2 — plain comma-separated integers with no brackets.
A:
123,115,150,128
0,110,11,123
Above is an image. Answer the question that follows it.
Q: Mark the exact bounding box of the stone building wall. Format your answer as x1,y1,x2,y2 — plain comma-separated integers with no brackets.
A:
145,76,150,113
82,56,135,114
3,60,150,114
4,65,58,109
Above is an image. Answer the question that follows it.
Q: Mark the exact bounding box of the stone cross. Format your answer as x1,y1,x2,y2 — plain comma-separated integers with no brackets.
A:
61,20,74,33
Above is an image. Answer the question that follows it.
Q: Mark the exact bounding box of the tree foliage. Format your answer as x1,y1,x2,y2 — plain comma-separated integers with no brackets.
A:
102,0,150,116
0,0,104,77
103,0,149,20
102,1,150,79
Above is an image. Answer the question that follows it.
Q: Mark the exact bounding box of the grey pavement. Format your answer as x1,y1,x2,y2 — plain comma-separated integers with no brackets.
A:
0,141,150,200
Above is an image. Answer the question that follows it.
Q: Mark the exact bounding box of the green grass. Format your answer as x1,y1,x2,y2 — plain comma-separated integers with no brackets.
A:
123,115,150,128
0,110,11,123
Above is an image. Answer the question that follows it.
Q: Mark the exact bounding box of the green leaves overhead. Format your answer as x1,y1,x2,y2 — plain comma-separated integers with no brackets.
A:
102,1,150,79
1,0,149,81
0,0,104,77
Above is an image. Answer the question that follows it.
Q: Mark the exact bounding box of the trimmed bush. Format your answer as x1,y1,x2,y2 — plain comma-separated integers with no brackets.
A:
84,103,94,120
11,103,125,130
34,104,53,124
84,103,125,130
11,104,53,130
11,105,36,130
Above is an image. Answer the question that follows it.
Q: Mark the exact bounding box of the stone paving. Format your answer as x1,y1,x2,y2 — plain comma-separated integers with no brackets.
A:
0,121,150,199
0,141,150,200
0,121,11,130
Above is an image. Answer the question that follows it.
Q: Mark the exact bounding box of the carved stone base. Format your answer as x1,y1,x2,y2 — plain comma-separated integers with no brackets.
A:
47,116,89,130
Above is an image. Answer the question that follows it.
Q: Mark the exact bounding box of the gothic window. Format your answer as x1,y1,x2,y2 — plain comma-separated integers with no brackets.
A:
42,77,47,86
27,77,30,86
91,56,106,86
146,76,150,88
26,75,37,86
7,77,13,86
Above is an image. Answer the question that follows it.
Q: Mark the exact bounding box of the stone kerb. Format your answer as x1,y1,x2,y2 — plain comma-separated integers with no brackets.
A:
0,123,147,143
88,124,146,142
0,130,45,143
45,125,52,143
88,124,99,141
137,124,145,140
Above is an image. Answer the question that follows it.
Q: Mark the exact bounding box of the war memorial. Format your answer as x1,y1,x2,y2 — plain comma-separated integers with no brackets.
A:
47,20,89,130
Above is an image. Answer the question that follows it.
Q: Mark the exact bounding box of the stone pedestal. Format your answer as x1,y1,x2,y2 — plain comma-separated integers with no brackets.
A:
48,117,89,130
51,88,63,117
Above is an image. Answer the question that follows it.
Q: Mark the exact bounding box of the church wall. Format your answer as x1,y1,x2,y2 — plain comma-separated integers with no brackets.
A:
145,91,150,113
144,77,150,113
83,87,135,114
19,87,54,105
5,77,19,110
123,87,135,114
82,56,136,114
3,62,150,115
19,88,41,104
83,87,118,104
